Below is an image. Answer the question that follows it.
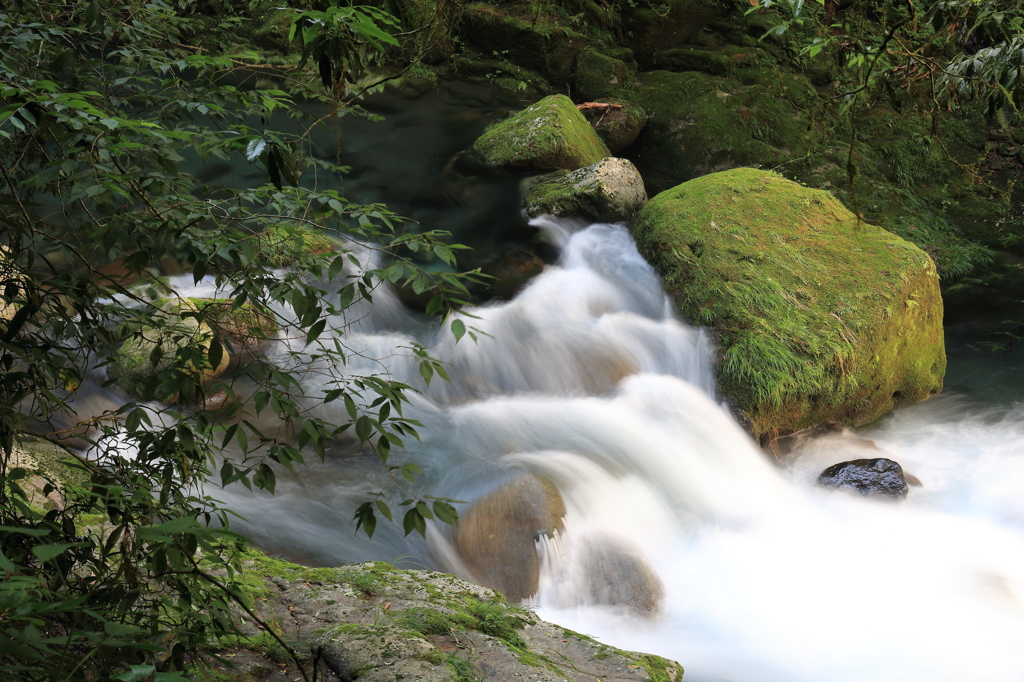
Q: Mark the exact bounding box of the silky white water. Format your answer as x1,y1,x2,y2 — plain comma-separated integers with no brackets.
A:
120,219,1024,680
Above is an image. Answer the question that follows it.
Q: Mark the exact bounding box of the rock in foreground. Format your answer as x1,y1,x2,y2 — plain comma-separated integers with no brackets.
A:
818,458,910,500
523,157,647,222
631,168,945,435
210,554,683,682
468,95,611,171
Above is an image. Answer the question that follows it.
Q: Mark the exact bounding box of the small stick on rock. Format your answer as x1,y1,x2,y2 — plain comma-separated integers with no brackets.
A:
576,102,623,111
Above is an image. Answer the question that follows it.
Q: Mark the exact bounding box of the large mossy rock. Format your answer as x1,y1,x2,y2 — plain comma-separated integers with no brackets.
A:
631,168,945,435
523,157,647,222
630,70,819,195
459,4,588,83
468,95,611,172
573,49,630,101
455,474,566,601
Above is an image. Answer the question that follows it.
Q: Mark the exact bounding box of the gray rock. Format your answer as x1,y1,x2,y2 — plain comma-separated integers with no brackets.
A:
817,457,910,500
226,556,683,682
523,157,647,223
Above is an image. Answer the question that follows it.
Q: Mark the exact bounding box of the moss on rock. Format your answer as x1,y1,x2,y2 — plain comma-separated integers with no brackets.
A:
630,70,818,194
111,298,232,403
573,49,630,101
468,94,611,171
257,225,340,267
631,168,945,435
523,156,647,222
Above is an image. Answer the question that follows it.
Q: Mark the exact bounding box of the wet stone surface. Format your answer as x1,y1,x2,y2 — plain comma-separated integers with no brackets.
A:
817,457,910,501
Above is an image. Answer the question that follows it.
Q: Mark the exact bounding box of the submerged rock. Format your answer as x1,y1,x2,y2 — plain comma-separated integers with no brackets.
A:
631,168,945,435
818,458,910,500
576,536,665,614
523,157,647,222
467,95,611,172
456,474,566,601
480,250,547,299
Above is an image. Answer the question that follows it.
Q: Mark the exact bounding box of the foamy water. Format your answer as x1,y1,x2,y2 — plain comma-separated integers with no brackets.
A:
101,219,1024,681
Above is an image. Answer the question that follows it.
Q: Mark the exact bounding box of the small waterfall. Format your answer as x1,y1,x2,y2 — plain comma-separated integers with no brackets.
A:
91,218,1024,681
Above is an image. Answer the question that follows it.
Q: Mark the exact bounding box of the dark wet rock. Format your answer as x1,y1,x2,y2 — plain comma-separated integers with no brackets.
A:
573,49,630,101
817,458,910,501
456,474,566,601
480,250,547,300
581,98,647,154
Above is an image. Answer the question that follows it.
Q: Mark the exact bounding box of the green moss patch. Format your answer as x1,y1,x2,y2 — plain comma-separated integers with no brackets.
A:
631,168,945,435
468,94,610,171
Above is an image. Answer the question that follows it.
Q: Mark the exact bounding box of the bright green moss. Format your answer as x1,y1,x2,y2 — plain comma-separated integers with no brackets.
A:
468,95,611,171
631,168,945,435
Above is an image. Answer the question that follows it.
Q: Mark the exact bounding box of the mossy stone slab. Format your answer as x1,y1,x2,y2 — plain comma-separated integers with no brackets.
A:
468,94,611,172
631,168,945,435
523,157,647,222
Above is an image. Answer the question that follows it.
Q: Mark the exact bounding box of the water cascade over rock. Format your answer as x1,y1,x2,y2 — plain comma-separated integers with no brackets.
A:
93,214,1024,682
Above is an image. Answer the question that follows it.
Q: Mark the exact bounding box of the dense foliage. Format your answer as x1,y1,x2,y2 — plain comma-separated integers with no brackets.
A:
0,0,475,679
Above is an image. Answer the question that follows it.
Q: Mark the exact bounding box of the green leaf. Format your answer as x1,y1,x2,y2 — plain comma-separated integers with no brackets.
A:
32,543,83,562
432,501,459,526
306,318,327,345
419,360,434,386
375,500,393,522
355,415,372,443
451,319,466,342
402,507,426,537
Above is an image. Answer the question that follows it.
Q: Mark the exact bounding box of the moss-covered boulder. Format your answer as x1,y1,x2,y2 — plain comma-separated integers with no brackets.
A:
582,98,647,153
459,4,589,83
111,297,276,402
631,168,945,435
573,49,630,101
258,225,340,267
456,474,566,601
523,157,647,222
468,95,611,171
630,70,819,195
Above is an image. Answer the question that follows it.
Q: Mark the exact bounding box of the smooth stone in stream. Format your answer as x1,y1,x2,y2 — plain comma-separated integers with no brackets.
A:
578,536,664,614
817,457,910,501
456,474,566,601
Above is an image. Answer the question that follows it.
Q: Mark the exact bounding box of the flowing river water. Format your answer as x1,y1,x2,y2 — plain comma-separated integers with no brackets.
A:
140,215,1024,682
110,81,1024,680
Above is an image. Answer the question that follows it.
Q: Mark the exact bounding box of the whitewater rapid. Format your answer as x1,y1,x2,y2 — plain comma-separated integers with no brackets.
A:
150,218,1024,681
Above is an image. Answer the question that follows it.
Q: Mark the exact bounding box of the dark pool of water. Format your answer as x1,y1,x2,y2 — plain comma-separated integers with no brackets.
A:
190,78,548,271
